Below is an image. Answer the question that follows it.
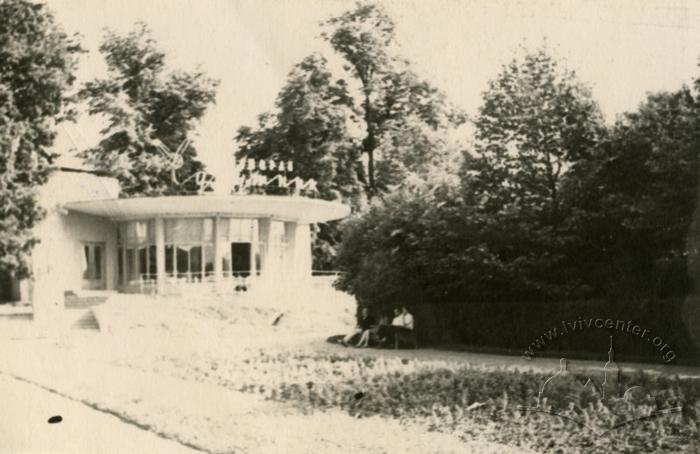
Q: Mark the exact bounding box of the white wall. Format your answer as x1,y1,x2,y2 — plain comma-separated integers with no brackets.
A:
28,170,120,320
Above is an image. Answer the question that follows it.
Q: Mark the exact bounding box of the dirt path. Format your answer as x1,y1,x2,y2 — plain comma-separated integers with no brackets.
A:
0,373,198,454
308,338,700,377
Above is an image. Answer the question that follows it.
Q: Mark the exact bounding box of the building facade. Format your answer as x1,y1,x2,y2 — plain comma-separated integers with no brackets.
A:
17,168,350,321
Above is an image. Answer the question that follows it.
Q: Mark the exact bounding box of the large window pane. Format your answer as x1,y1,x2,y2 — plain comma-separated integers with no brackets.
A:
82,245,90,279
165,245,174,275
203,218,213,242
218,218,229,243
166,219,203,243
126,221,150,244
191,246,202,279
148,244,157,276
126,248,137,281
138,247,148,279
94,245,102,279
229,218,255,242
118,247,124,285
203,245,214,276
176,246,190,276
221,248,231,275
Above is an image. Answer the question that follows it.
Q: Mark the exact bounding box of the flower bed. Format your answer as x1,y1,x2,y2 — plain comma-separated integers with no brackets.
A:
142,349,700,453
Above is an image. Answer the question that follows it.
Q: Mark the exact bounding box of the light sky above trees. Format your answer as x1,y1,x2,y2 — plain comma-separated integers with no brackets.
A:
48,0,700,186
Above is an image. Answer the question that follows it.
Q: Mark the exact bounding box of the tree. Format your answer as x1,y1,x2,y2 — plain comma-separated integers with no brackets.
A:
335,180,474,307
456,46,606,301
322,1,464,197
80,23,219,196
0,0,81,279
236,53,362,206
464,46,603,225
236,3,465,268
235,54,362,269
567,88,700,300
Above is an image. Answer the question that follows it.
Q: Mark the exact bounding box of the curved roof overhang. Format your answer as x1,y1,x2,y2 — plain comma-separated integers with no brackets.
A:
63,195,350,224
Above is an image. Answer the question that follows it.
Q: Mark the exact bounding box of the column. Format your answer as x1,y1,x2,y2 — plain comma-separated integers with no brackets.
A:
295,223,312,283
258,218,271,277
121,245,127,287
284,222,297,283
213,216,223,290
250,219,259,277
155,217,165,294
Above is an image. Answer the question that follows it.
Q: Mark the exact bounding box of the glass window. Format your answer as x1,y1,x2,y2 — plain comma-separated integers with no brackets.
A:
176,246,190,276
166,218,203,243
228,218,255,242
203,218,213,242
118,247,124,284
126,248,137,281
191,246,202,279
165,245,174,275
203,244,214,275
148,245,157,276
82,245,90,279
82,244,104,280
81,243,105,289
221,246,231,275
138,247,148,279
94,245,102,279
125,221,150,244
218,218,229,243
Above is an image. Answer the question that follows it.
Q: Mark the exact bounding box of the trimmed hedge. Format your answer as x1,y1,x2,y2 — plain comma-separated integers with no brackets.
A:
407,298,700,365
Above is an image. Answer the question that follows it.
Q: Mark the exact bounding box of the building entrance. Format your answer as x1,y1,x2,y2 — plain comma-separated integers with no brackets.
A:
231,242,251,277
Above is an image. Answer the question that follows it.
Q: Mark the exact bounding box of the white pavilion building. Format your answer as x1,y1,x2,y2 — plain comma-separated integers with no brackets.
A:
19,166,350,322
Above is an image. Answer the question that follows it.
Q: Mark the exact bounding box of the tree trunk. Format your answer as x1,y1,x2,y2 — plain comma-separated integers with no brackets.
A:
363,90,375,200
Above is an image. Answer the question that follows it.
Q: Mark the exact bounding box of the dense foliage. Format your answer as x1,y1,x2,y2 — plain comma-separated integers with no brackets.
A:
336,45,700,309
0,0,81,279
237,2,463,269
80,23,219,196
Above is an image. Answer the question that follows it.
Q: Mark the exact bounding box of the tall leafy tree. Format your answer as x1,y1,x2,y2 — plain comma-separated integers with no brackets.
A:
236,53,362,206
238,3,464,268
80,23,219,196
236,53,361,269
568,88,700,299
464,46,604,225
0,0,81,279
456,47,605,300
322,2,464,197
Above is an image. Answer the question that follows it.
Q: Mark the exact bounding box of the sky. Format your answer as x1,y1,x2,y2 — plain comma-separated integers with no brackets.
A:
47,0,700,185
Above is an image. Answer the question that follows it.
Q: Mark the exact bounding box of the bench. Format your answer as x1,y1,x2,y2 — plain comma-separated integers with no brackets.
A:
394,327,418,349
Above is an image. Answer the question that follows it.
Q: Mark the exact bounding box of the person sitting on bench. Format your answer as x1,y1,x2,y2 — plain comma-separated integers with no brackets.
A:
342,307,374,347
357,314,390,348
391,305,415,348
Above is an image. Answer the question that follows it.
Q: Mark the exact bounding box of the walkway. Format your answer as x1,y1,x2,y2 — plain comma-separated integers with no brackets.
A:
312,339,700,378
0,372,199,454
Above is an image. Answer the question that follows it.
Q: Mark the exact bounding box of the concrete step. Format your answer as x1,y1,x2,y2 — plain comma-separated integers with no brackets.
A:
64,292,113,309
65,309,100,330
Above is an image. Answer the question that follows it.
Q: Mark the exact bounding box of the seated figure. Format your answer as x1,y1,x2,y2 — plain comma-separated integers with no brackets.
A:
358,314,390,348
391,305,417,349
342,307,374,347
